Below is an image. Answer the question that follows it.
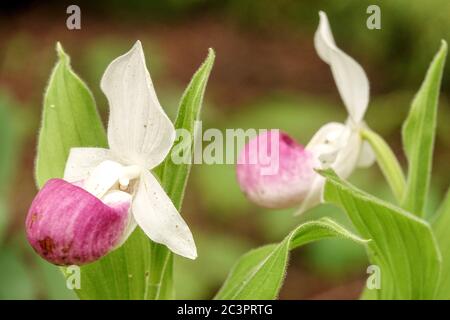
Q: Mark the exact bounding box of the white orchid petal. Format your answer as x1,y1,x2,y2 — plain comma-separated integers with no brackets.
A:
306,122,350,168
314,11,369,123
83,160,124,199
101,41,175,168
132,170,197,259
63,147,113,182
295,123,348,215
308,123,361,179
294,176,324,216
331,131,363,178
357,140,376,168
306,122,347,150
297,122,363,215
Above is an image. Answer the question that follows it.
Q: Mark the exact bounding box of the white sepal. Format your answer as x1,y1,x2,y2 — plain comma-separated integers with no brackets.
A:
64,147,112,182
132,170,197,259
314,11,369,123
101,41,175,169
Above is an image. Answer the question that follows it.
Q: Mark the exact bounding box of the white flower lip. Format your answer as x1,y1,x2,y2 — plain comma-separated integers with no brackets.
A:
63,41,197,259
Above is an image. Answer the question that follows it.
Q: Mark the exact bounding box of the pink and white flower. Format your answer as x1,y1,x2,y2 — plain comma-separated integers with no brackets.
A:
236,12,375,214
26,41,196,266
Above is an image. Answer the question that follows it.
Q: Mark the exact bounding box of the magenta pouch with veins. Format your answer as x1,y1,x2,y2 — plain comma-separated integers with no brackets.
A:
236,11,375,213
26,179,131,266
26,41,197,266
237,130,318,208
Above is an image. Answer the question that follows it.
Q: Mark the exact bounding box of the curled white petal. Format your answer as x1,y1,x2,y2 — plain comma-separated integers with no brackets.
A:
331,131,362,178
64,147,113,182
294,175,324,216
314,11,369,123
132,170,197,259
83,160,125,198
357,140,376,168
306,122,349,164
296,122,362,215
307,122,361,180
101,40,175,169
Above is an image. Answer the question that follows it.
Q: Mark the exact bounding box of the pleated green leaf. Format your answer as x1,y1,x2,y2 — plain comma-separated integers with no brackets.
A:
35,43,107,188
432,188,450,299
322,169,441,299
401,41,447,217
360,128,406,203
147,48,215,300
215,218,367,300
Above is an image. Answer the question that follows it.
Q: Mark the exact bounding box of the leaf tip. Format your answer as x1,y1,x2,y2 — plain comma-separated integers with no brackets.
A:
56,42,70,64
439,39,448,55
207,48,216,63
316,168,336,179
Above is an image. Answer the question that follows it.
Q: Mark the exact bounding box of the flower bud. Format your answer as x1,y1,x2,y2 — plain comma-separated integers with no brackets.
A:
236,130,318,209
26,178,131,266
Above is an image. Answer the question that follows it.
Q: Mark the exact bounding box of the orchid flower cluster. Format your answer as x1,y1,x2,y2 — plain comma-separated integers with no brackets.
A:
237,11,375,213
24,10,448,301
26,11,373,266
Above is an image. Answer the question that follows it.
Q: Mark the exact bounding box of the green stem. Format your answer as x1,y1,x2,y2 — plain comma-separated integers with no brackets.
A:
361,128,406,203
146,242,174,300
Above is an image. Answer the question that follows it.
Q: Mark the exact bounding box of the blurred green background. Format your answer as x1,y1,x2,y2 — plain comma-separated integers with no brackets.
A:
0,0,449,299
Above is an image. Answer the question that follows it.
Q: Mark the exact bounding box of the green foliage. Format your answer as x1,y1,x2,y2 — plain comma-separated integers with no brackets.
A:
213,41,450,299
146,48,215,300
401,41,447,217
432,189,450,299
215,218,367,300
35,43,108,188
322,169,441,299
361,128,406,203
155,48,215,206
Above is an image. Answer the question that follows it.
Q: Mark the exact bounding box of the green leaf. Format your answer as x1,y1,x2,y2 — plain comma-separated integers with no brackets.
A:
431,188,450,299
155,48,215,203
35,44,215,299
214,218,367,300
401,41,447,217
35,43,107,188
321,169,441,299
360,128,406,203
147,48,215,300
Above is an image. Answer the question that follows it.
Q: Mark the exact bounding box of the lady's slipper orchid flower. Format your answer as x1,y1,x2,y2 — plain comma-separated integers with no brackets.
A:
26,41,197,266
236,11,375,214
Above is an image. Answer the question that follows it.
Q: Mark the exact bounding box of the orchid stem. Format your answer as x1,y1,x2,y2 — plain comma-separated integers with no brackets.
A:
146,242,174,300
361,128,406,203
